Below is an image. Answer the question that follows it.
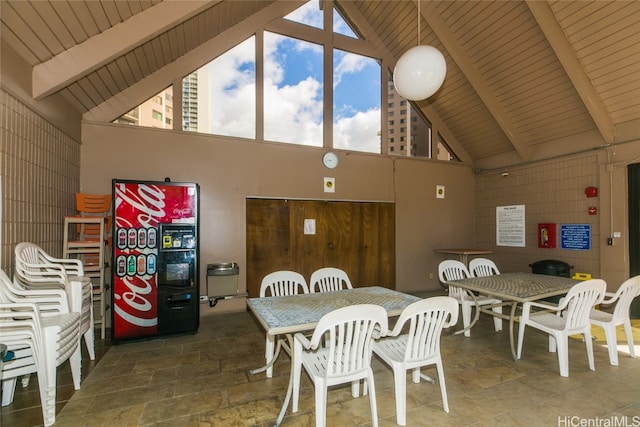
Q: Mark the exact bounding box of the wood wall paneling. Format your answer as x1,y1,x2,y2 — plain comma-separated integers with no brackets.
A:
246,199,395,297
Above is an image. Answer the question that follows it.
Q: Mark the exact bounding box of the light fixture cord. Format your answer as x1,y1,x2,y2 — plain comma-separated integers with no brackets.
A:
417,0,421,46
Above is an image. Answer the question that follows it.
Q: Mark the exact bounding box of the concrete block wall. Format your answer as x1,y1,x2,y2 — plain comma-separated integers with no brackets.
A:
0,88,80,274
474,153,600,277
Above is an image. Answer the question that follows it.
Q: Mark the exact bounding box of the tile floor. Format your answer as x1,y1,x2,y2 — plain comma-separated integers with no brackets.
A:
2,293,639,427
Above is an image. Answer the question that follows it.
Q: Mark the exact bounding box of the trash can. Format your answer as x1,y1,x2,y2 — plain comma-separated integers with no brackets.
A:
529,259,573,303
206,262,239,298
529,259,572,277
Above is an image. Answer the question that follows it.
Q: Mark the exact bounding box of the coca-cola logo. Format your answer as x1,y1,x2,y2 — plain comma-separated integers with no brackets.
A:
173,207,193,217
114,183,166,228
113,275,157,327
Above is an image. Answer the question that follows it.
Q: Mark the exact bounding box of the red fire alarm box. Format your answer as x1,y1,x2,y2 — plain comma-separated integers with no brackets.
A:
538,223,556,248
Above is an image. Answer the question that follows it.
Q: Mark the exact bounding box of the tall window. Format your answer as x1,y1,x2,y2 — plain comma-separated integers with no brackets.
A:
183,37,256,138
263,32,323,146
435,134,457,161
385,73,433,158
333,49,380,153
114,87,173,129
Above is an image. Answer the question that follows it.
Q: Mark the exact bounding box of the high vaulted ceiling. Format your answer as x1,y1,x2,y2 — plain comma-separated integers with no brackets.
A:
1,0,639,169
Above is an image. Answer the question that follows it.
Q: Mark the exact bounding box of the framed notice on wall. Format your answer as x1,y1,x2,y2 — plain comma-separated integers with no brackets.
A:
561,224,591,250
496,205,526,247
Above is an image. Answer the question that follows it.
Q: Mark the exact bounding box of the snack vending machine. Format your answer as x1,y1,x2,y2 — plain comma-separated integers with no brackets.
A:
112,179,199,342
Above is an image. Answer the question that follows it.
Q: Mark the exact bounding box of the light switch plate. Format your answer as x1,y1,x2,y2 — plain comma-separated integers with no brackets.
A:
324,177,335,193
436,185,445,199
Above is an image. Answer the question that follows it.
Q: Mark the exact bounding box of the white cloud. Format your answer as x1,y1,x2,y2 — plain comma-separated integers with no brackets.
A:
334,109,381,153
284,1,323,29
204,37,256,138
334,51,372,89
264,76,323,146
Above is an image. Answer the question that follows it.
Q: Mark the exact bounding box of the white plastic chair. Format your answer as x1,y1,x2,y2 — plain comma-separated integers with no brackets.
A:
0,269,82,427
438,260,502,337
291,304,388,427
373,296,459,426
517,279,606,377
309,267,353,293
14,242,95,360
590,275,640,366
259,271,309,377
468,258,500,277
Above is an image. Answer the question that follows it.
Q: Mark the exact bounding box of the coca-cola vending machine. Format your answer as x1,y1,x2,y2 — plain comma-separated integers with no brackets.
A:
112,179,199,342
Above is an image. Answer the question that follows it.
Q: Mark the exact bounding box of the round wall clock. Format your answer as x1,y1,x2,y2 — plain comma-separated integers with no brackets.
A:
322,152,339,169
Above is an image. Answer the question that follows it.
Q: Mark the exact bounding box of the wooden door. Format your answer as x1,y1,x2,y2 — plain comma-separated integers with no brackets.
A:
246,198,395,295
359,203,395,287
246,199,290,297
289,200,361,284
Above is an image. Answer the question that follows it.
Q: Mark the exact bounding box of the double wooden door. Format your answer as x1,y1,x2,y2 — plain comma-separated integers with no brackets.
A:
246,198,395,297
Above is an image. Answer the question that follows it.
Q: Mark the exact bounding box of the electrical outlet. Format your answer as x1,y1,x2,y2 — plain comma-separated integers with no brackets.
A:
429,273,434,279
324,177,335,193
199,295,209,302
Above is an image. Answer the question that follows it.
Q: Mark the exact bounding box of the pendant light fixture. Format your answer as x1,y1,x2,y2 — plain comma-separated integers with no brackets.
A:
393,0,446,101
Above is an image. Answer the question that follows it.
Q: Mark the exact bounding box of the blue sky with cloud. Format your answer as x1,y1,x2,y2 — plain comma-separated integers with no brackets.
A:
200,1,381,152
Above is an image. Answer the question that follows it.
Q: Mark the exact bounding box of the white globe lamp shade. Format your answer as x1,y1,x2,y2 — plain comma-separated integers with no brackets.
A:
393,45,447,101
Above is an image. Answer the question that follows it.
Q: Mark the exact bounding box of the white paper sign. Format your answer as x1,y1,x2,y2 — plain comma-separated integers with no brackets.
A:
304,219,316,235
496,205,525,247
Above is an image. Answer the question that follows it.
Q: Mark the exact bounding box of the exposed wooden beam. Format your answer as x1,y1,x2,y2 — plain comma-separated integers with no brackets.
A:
418,1,530,162
338,0,473,163
32,1,217,100
526,0,616,144
84,0,304,122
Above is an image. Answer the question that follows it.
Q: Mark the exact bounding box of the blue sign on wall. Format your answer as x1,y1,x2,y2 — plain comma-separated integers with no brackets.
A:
560,224,591,250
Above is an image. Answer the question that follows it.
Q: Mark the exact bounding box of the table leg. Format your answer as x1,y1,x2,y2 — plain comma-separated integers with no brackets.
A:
274,333,295,427
509,302,519,360
249,336,285,376
453,292,480,336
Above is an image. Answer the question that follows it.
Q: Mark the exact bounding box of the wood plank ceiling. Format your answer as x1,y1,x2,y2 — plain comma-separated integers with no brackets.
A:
1,0,638,170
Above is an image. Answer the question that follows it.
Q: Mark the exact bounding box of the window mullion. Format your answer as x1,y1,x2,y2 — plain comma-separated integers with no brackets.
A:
256,30,264,141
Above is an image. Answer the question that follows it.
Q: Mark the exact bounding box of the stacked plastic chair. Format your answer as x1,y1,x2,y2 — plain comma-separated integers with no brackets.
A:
0,269,82,427
14,242,95,360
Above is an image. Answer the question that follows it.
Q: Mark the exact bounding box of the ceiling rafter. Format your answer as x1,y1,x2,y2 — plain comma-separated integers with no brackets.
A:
83,1,303,122
419,0,531,162
32,1,217,100
526,0,616,144
337,0,473,163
